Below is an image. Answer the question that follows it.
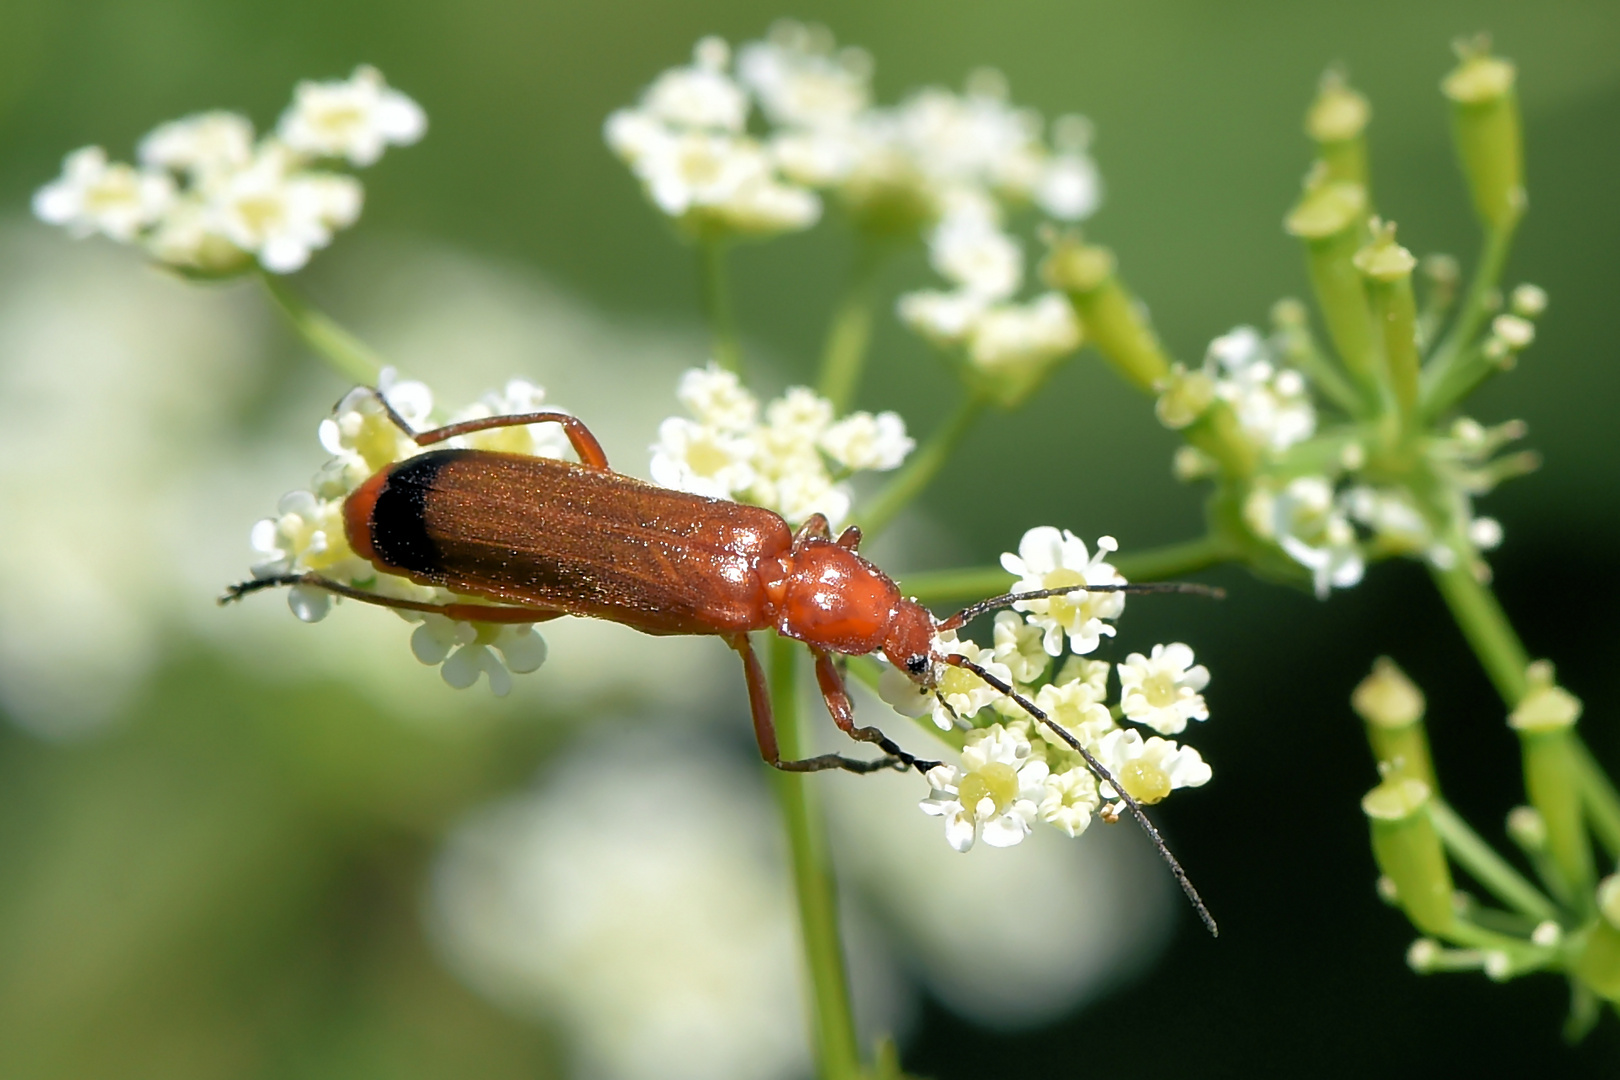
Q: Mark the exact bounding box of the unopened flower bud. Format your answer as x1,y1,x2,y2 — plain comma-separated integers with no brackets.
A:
1364,777,1454,935
1285,177,1368,242
1510,284,1547,318
1352,220,1417,283
1353,657,1426,728
1307,70,1371,186
1490,314,1535,351
1422,253,1461,290
1155,364,1215,429
1406,937,1441,972
1508,662,1582,732
1171,445,1215,482
1506,805,1547,852
1531,920,1562,948
1442,38,1524,229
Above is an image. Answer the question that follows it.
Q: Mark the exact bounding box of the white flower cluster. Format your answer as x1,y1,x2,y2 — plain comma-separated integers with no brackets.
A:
605,37,821,238
882,527,1213,852
650,364,913,527
898,192,1083,382
606,22,1103,244
249,370,569,694
1160,326,1316,452
33,66,424,274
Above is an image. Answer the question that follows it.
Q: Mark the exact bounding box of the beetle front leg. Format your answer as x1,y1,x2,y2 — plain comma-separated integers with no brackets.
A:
811,647,941,775
728,635,901,774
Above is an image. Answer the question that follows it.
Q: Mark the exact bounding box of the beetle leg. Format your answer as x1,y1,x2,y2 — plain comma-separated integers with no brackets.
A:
728,634,902,774
812,647,941,774
359,388,611,470
793,513,832,544
221,573,568,625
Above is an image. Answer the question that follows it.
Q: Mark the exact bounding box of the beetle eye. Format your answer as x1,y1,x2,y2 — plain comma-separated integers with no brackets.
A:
906,655,927,674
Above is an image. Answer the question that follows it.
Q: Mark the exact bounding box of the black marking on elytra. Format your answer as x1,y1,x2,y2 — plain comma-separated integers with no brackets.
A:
369,449,469,575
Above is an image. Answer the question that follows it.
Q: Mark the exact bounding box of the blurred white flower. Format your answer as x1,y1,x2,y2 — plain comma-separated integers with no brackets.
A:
278,64,426,166
35,67,421,275
449,378,574,458
651,369,911,528
430,735,813,1080
1204,326,1317,453
409,615,548,697
738,21,871,130
211,144,363,273
677,361,760,432
139,111,256,179
896,288,989,347
1246,476,1364,598
1117,643,1210,736
819,410,912,471
929,213,1022,299
966,292,1082,374
649,416,758,499
1001,527,1126,656
641,37,750,132
32,147,174,242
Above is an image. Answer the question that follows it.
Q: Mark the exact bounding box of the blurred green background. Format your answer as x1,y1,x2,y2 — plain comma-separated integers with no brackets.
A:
1,0,1618,1076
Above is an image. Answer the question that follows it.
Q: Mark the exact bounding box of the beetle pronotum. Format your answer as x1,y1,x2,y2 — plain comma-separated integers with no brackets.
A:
226,394,1220,934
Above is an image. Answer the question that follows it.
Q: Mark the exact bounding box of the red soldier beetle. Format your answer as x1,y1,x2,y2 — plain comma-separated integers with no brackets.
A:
225,391,1220,934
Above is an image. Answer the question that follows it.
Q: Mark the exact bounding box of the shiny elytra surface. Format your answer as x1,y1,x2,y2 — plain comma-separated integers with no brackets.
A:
345,449,793,635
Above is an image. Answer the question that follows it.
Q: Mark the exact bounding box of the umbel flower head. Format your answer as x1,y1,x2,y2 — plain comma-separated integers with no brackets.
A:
877,525,1215,853
650,364,913,528
34,65,423,275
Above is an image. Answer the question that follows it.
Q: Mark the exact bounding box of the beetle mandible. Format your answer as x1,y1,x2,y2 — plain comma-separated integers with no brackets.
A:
225,393,1220,933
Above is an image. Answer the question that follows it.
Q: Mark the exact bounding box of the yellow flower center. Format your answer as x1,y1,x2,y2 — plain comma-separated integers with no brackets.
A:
1039,567,1088,624
685,434,734,478
1118,760,1172,804
355,413,404,472
1142,671,1180,708
939,665,985,702
958,761,1018,816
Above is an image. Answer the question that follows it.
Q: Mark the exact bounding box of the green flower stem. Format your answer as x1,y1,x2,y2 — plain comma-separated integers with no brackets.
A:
766,635,862,1080
1430,797,1560,923
259,271,384,384
1419,224,1514,417
1571,740,1620,864
1427,558,1529,706
699,239,744,375
859,392,985,538
896,533,1234,608
818,241,887,413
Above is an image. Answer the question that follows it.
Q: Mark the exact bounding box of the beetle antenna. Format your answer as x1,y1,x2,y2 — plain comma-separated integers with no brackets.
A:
938,580,1224,633
943,653,1219,938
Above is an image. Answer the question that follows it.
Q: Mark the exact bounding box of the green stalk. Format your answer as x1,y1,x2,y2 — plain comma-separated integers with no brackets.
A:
699,239,743,375
259,271,384,384
1430,797,1559,923
817,241,886,413
1571,740,1620,864
767,635,862,1080
1419,224,1514,418
859,392,985,538
1427,558,1529,706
